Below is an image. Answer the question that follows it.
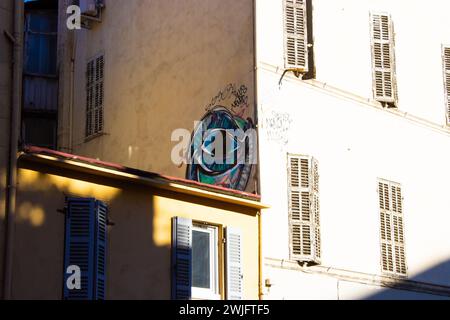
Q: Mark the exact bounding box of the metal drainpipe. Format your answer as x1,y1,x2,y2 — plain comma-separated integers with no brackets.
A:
3,0,24,300
252,0,264,301
258,211,263,300
69,30,76,152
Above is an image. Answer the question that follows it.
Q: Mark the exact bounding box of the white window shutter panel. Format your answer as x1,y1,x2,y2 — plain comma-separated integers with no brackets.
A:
391,184,407,275
284,0,308,71
226,227,243,300
443,46,450,125
371,13,397,105
378,180,407,276
378,181,394,272
171,217,192,300
288,154,320,264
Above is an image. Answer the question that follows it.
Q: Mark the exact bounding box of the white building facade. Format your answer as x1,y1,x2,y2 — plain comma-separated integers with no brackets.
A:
256,0,450,299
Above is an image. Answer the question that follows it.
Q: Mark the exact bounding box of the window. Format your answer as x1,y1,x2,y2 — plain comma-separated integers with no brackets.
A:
283,0,315,78
86,55,104,138
378,179,407,277
172,217,243,300
192,224,220,300
22,11,58,149
370,12,398,107
287,154,321,264
443,46,450,125
24,12,57,76
63,197,108,300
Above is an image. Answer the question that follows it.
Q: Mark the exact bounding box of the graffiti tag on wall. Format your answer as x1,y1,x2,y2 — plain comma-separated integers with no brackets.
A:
265,110,292,145
186,84,255,191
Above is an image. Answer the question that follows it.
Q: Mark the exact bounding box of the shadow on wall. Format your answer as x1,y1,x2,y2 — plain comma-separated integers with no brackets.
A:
363,260,450,300
12,161,171,300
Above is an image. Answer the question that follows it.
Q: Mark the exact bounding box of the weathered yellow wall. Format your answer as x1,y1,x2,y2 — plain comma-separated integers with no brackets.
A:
12,160,259,299
60,0,257,192
0,0,14,299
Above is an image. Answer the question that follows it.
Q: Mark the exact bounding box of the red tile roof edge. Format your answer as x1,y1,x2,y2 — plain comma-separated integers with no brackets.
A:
21,145,261,201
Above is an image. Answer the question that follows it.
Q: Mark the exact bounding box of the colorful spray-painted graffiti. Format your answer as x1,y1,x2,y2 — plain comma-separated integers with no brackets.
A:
186,84,255,191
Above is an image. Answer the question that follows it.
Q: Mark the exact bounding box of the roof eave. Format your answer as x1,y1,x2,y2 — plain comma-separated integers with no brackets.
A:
18,152,270,210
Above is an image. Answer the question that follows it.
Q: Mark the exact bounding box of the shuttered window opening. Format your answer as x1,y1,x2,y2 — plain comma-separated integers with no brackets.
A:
288,154,321,264
63,197,108,300
283,0,309,72
86,55,104,138
370,13,397,106
172,218,244,300
443,46,450,125
378,180,407,277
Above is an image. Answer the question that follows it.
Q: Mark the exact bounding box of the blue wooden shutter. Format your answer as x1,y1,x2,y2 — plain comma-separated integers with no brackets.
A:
64,197,108,300
226,227,243,300
171,217,192,300
94,200,108,300
64,198,96,300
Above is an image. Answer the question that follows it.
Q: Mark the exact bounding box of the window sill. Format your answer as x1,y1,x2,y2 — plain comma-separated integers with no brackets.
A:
192,288,221,301
84,132,107,143
191,294,221,301
381,271,408,280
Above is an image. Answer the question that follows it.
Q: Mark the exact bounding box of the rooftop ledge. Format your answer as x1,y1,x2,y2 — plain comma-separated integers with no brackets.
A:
19,145,269,210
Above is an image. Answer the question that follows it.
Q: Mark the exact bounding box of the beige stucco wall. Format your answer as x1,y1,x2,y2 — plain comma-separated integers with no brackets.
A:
0,0,14,298
12,159,260,300
59,0,257,192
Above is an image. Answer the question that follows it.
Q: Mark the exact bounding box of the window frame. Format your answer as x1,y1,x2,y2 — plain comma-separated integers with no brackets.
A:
287,153,321,265
191,224,220,300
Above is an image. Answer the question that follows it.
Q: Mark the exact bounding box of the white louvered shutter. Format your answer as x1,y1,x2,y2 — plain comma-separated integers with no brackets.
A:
311,157,321,260
288,154,320,264
370,13,397,105
284,0,308,71
443,46,450,125
171,217,192,300
86,55,104,138
391,183,406,275
378,180,407,276
226,227,243,300
378,181,393,273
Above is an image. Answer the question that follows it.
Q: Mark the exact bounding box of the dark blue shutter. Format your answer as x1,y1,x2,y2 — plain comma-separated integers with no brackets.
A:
64,198,108,300
94,200,108,300
64,198,96,300
171,217,192,300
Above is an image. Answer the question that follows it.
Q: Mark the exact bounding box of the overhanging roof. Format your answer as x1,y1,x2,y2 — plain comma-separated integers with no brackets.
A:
19,146,269,210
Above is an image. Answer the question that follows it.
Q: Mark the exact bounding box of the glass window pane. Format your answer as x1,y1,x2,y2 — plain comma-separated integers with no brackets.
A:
25,33,57,75
28,13,57,33
192,230,210,289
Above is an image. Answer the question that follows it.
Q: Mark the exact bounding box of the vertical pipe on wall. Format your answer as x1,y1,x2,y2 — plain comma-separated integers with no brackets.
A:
252,0,264,300
258,211,263,300
69,31,76,152
252,0,261,197
3,0,24,300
